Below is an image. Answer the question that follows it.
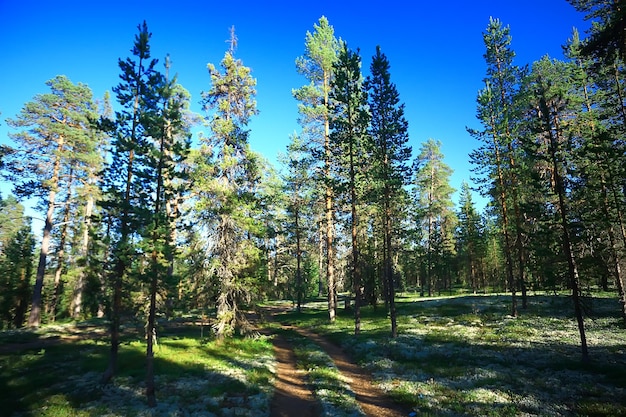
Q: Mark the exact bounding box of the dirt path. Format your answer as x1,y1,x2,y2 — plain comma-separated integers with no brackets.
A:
264,306,409,417
270,332,319,417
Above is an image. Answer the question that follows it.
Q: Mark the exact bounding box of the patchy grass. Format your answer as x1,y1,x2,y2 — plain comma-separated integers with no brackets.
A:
285,293,626,416
0,321,275,417
287,329,364,417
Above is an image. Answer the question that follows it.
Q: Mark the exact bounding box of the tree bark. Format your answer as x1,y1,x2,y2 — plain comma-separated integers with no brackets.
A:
28,134,64,327
324,70,336,323
546,103,589,362
50,169,74,321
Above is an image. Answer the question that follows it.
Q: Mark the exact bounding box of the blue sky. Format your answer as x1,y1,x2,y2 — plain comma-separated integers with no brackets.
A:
0,0,589,217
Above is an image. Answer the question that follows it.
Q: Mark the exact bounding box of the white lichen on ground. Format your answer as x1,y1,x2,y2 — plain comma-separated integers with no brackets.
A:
337,294,626,416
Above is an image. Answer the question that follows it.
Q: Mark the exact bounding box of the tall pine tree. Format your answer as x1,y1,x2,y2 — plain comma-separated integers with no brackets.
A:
293,16,340,322
195,28,261,340
101,20,162,385
329,42,370,334
4,75,98,327
366,46,412,338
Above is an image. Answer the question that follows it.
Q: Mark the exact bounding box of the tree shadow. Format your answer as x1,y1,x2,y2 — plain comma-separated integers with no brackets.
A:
287,294,626,415
0,322,272,417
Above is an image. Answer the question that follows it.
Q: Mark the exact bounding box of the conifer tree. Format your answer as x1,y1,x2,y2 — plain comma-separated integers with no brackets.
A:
568,0,626,62
365,46,412,338
282,134,314,312
524,56,589,361
329,42,370,334
71,92,110,319
564,29,626,321
195,28,260,339
456,182,485,293
4,75,98,327
413,139,455,296
143,55,191,408
0,194,34,329
468,18,527,315
101,20,161,385
293,16,340,322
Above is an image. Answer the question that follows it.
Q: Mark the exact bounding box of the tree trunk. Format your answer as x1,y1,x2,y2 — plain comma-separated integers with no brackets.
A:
350,141,361,335
489,115,517,317
146,250,158,407
325,147,336,323
71,193,94,319
295,206,303,313
50,169,74,322
29,195,54,328
547,108,589,362
28,134,65,327
385,200,397,338
318,219,324,297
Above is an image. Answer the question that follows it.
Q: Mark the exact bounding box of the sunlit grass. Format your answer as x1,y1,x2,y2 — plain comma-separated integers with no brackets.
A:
288,293,626,416
0,324,275,416
288,329,364,417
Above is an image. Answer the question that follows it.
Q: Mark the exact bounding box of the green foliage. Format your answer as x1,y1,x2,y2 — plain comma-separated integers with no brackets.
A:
194,33,263,339
365,45,412,337
0,195,34,329
412,139,457,295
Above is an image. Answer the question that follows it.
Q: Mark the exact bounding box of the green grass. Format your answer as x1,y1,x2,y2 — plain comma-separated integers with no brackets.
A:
287,329,364,417
3,295,626,416
281,293,626,416
0,322,275,416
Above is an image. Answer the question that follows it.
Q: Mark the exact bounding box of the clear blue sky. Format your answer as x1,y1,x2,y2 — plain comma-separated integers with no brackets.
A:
0,0,589,216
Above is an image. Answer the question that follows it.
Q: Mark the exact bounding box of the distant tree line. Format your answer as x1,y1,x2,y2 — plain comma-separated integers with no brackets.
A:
0,0,624,401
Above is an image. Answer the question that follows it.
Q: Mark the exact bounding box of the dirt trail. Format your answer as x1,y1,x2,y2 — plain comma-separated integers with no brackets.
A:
270,331,319,417
265,306,408,417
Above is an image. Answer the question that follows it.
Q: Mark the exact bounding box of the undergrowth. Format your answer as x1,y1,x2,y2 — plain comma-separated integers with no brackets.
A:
282,293,626,417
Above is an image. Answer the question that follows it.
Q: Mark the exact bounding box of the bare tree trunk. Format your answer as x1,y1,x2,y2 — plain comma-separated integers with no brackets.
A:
50,169,74,321
385,198,397,338
146,255,158,407
489,116,517,317
548,110,589,362
349,141,361,335
28,135,65,327
29,198,54,328
318,218,324,297
295,206,303,313
71,193,94,319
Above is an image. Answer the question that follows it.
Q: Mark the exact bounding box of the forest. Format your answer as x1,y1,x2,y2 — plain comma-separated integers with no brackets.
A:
0,0,625,415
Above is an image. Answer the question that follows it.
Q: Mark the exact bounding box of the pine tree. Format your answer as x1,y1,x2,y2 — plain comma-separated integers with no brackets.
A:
524,55,589,361
0,194,34,329
101,20,161,385
282,134,314,312
565,29,626,320
135,55,190,407
293,16,340,322
413,139,455,296
4,75,98,327
71,92,111,319
195,28,260,340
568,0,626,62
468,17,527,315
329,42,370,334
456,182,485,293
365,46,412,338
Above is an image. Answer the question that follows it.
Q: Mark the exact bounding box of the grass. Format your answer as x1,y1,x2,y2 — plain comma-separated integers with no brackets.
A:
0,320,275,417
286,328,364,417
2,294,625,416
282,293,626,416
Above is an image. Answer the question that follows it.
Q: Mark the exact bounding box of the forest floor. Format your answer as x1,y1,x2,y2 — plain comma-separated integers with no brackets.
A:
1,293,626,416
262,304,409,417
0,303,409,417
